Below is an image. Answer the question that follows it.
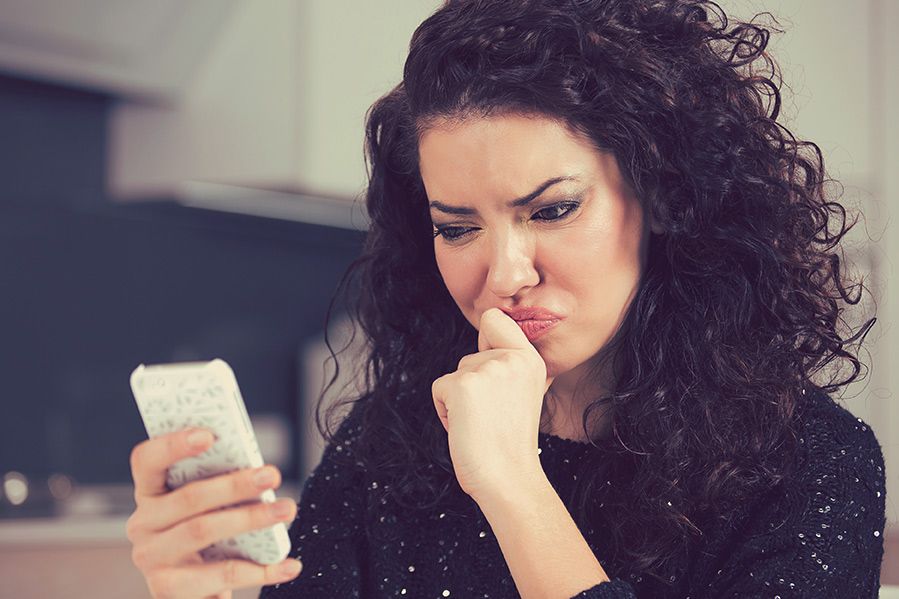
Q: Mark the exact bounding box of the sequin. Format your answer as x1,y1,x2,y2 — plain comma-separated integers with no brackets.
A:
258,387,886,599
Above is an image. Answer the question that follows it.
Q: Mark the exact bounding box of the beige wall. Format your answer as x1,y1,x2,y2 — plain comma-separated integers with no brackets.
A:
719,0,898,533
0,542,260,599
0,1,894,596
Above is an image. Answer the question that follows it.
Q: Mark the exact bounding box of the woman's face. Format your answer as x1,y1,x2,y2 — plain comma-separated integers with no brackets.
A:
418,113,659,386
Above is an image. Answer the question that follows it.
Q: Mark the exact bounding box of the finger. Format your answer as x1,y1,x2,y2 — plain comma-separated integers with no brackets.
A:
460,347,554,394
457,348,507,371
478,310,555,394
147,499,297,567
477,308,532,353
146,558,303,598
131,428,217,499
543,374,555,395
431,377,450,433
136,465,282,533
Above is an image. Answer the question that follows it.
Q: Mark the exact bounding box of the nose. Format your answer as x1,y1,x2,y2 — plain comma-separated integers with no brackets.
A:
486,228,540,298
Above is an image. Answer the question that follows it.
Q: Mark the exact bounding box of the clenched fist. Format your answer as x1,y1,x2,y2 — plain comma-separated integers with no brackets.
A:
431,308,554,501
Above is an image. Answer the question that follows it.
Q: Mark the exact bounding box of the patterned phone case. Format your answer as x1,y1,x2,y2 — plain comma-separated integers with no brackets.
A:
130,358,292,565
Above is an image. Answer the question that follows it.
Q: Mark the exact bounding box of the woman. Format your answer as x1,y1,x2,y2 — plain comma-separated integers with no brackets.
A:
126,1,886,597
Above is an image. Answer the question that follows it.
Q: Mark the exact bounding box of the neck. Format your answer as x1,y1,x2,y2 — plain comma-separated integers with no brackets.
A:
539,357,614,442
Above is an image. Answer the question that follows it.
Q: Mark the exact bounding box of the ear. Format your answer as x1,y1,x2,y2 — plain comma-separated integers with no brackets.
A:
649,213,664,235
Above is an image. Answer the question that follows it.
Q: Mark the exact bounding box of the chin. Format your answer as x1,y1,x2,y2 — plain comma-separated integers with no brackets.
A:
541,356,567,379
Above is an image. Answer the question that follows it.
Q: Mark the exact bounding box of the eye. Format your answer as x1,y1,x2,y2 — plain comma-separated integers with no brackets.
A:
432,200,581,243
432,225,474,242
533,201,580,221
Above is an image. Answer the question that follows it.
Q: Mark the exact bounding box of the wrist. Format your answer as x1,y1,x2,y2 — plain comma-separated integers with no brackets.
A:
470,460,550,510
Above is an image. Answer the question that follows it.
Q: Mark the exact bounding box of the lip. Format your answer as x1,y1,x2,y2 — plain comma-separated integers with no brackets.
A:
515,318,562,342
499,306,563,321
496,306,564,343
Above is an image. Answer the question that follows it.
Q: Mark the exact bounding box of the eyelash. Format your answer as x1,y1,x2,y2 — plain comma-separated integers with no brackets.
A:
432,201,581,243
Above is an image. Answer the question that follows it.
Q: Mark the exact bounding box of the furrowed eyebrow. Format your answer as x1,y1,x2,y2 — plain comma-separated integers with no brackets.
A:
428,176,579,216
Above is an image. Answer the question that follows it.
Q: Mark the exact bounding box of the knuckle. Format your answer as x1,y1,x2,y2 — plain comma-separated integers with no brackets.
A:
180,482,205,513
125,513,143,542
518,354,536,372
221,559,239,587
147,571,176,599
457,371,478,387
239,469,257,496
482,357,503,373
186,516,211,542
499,350,518,364
131,543,152,571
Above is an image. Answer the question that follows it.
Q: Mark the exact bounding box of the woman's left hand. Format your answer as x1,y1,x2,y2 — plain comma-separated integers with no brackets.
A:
431,307,554,501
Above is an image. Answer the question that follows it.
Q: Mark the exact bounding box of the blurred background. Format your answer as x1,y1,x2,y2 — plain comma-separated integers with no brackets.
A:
0,1,895,597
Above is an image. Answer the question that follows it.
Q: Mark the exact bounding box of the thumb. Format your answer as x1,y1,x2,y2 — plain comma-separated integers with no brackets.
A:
478,308,553,391
477,308,532,353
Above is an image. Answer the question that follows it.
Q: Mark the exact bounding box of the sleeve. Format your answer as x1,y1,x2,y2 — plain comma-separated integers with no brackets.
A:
570,579,638,598
259,400,369,598
693,413,887,599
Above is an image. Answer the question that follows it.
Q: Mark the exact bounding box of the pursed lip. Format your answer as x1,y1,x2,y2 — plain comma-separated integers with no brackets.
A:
498,306,563,322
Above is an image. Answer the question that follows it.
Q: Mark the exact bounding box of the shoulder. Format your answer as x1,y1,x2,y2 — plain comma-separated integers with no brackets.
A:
302,398,370,487
293,399,370,524
795,387,885,472
320,398,369,464
746,386,886,539
329,398,369,444
692,388,888,596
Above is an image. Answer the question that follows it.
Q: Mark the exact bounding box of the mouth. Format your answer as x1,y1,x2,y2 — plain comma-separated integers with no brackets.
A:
515,318,562,342
499,306,563,321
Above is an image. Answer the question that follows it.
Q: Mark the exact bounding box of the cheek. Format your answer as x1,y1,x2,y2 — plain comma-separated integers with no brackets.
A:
543,223,618,284
574,198,643,274
435,249,481,318
547,213,644,317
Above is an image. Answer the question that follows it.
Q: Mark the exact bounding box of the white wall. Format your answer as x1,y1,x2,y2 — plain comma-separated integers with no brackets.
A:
718,0,897,529
286,0,898,529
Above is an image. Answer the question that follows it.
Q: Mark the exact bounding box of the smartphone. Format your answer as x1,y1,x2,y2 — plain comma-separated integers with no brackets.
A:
129,358,292,565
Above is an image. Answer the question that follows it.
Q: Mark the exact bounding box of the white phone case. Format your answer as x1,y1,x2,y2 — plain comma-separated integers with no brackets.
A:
129,358,292,565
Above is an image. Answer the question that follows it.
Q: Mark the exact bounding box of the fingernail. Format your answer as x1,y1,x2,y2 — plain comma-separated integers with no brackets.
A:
271,500,293,518
187,429,214,448
254,467,276,487
278,559,302,577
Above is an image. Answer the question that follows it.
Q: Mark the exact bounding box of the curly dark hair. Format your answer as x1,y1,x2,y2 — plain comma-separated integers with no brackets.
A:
315,0,876,587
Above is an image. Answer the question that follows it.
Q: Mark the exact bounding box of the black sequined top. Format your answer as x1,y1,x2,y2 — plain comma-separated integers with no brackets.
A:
260,388,886,598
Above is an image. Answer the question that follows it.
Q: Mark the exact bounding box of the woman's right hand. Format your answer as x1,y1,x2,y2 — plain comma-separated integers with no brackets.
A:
126,427,303,599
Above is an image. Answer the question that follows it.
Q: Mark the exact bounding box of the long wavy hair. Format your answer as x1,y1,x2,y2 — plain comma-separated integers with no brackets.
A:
315,0,876,587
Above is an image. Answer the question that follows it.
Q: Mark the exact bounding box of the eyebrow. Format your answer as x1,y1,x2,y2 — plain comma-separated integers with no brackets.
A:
428,176,579,216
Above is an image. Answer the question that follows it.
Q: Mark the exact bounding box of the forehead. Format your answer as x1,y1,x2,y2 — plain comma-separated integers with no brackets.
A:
417,114,602,200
